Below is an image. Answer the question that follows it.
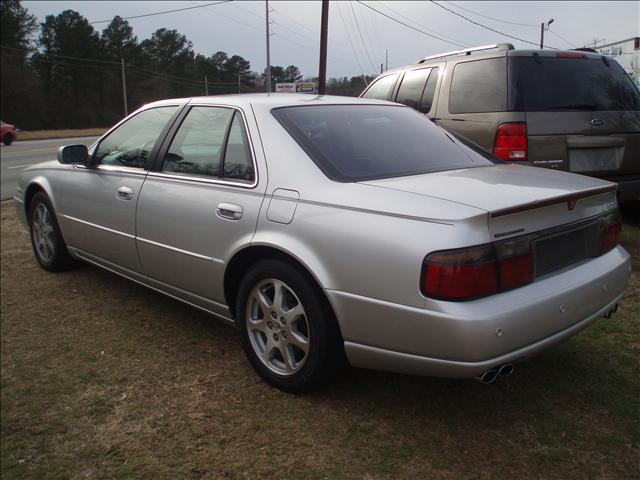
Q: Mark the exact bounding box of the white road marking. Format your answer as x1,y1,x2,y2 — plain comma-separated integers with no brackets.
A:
7,164,34,170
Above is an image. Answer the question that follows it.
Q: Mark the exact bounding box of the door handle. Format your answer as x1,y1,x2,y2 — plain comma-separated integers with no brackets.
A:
216,203,243,220
116,186,134,201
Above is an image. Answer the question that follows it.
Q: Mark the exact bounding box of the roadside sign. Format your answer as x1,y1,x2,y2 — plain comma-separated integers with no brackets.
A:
296,82,316,94
275,83,296,93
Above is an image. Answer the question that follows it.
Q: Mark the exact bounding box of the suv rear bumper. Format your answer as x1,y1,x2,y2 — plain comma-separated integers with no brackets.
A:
598,175,640,203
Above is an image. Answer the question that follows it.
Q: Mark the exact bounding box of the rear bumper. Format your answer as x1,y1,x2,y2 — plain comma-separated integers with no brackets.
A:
328,245,631,378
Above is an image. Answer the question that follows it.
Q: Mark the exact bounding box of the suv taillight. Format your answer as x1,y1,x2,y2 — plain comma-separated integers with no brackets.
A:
493,122,527,161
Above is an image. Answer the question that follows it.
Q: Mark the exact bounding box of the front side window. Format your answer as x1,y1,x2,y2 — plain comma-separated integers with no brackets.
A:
94,106,178,168
361,73,399,100
449,58,507,113
395,68,431,111
161,106,254,182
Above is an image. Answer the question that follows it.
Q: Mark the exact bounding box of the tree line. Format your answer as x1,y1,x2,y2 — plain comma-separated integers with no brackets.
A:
1,0,375,130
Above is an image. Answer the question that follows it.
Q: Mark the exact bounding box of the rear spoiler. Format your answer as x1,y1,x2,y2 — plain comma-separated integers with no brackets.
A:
491,185,617,218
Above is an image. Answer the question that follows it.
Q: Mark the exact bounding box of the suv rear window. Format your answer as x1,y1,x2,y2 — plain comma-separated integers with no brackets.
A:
449,58,507,113
272,105,494,182
509,56,640,111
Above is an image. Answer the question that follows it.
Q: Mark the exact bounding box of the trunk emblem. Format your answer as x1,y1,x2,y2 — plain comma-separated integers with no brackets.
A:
568,199,577,210
590,118,604,126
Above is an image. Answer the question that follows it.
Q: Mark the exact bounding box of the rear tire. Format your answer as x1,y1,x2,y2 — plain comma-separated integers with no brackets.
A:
2,133,14,146
236,259,343,393
29,192,77,271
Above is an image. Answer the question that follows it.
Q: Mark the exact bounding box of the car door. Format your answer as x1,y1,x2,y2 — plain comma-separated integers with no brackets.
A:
135,104,266,312
57,105,181,272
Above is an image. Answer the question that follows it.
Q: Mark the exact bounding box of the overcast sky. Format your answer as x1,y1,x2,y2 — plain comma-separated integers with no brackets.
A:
22,1,640,79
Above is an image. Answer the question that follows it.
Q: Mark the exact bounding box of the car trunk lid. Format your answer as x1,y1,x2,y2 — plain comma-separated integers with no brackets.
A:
360,164,618,239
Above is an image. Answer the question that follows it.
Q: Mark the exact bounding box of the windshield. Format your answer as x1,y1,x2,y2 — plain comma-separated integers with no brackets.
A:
509,56,640,111
272,105,495,182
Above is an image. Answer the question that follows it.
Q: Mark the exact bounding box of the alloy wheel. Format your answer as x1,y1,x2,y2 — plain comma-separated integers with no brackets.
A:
245,278,310,376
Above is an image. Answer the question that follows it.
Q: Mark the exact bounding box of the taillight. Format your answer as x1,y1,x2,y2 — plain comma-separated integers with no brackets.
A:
422,245,498,300
493,122,527,161
494,236,533,291
600,215,622,254
422,237,533,301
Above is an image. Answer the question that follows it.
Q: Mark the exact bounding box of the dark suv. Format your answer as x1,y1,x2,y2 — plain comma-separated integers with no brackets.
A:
360,43,640,202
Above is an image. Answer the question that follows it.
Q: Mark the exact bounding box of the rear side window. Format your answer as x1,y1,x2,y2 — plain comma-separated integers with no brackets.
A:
509,56,640,111
361,74,398,100
421,67,439,113
395,68,431,111
449,58,507,113
161,106,254,182
162,106,233,177
272,105,494,182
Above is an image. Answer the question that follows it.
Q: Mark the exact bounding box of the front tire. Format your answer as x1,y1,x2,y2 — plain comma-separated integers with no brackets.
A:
236,259,342,393
2,133,14,145
29,192,77,271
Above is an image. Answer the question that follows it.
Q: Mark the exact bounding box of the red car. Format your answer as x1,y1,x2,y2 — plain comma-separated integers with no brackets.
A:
1,121,17,145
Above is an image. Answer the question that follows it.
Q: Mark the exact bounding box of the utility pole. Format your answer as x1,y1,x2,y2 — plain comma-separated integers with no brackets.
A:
540,18,554,49
380,63,383,74
385,49,388,71
238,73,241,93
265,0,272,93
204,75,208,96
318,0,329,95
121,57,128,117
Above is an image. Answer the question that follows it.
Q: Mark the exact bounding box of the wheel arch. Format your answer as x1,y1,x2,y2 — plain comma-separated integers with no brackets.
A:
224,244,339,333
23,178,56,218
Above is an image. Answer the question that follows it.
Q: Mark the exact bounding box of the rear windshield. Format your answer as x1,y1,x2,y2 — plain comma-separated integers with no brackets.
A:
509,56,640,111
271,105,495,182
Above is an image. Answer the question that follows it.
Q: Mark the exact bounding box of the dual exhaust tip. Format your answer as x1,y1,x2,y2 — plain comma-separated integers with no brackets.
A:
478,363,514,384
478,302,620,384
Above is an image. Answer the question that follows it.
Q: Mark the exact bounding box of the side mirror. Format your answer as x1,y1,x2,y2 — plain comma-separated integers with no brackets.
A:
57,144,89,165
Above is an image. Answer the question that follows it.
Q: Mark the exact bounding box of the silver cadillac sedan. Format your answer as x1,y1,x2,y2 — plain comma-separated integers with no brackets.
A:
14,94,630,392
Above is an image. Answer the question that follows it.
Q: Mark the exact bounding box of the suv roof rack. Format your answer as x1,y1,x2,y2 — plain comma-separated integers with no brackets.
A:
573,47,598,53
417,43,515,63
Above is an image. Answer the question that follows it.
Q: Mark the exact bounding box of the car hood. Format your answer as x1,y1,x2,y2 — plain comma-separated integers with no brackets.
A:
359,164,614,214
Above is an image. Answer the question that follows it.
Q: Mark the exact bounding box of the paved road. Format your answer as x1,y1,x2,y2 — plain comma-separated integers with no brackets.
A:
0,136,98,200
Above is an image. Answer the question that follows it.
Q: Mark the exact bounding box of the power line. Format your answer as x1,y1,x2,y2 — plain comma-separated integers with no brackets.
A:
0,46,237,87
356,1,466,48
194,1,263,32
442,1,538,27
91,1,232,25
548,28,577,48
336,2,368,80
378,1,471,48
349,1,377,72
429,1,556,49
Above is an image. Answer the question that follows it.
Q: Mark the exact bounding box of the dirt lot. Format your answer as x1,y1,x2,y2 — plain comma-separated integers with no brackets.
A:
1,201,639,479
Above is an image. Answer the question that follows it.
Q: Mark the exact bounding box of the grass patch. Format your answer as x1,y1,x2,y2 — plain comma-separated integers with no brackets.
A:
16,128,107,141
1,202,639,479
